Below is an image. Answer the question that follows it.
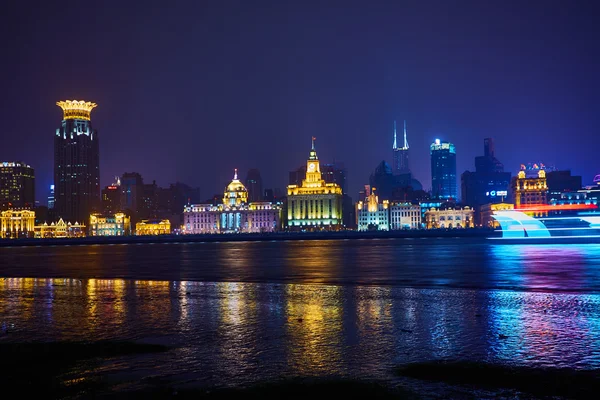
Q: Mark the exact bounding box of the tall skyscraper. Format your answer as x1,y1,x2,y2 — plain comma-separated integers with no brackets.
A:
392,120,410,175
101,177,122,214
47,184,55,209
0,161,35,210
430,139,457,200
121,172,144,214
54,100,100,223
461,138,511,210
245,169,263,202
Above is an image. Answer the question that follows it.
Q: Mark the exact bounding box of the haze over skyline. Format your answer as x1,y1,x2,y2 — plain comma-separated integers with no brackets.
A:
1,0,598,201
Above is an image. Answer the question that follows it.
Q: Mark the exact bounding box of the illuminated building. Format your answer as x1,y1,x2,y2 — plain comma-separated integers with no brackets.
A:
183,170,282,234
511,167,548,208
480,203,514,228
430,139,457,200
461,139,511,214
0,161,35,210
47,184,55,209
136,219,171,235
33,219,85,238
223,169,248,206
425,206,474,229
0,209,35,238
389,203,422,230
392,120,410,175
54,100,100,223
356,186,389,231
101,177,122,214
245,169,263,202
89,213,131,236
286,138,343,230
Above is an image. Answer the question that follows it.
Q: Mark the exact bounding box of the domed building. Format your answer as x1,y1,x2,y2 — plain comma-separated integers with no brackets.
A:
183,169,282,234
223,169,248,206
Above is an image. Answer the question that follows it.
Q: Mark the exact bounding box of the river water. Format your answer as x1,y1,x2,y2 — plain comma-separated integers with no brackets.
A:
1,238,600,396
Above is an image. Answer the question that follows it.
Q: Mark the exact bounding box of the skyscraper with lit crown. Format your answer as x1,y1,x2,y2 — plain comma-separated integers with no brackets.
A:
54,100,100,223
286,138,343,230
392,120,410,175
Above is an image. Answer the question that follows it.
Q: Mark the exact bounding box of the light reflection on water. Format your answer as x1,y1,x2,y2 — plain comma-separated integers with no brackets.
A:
2,240,600,388
2,278,600,388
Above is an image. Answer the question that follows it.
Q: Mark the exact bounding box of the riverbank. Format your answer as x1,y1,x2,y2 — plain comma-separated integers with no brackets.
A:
0,228,498,247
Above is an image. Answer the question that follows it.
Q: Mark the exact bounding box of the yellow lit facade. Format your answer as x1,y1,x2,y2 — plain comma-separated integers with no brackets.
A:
223,169,248,206
425,207,474,229
286,139,343,230
511,169,548,208
136,219,171,235
34,219,85,238
56,100,97,121
480,203,514,228
89,213,131,236
356,187,389,231
0,209,35,238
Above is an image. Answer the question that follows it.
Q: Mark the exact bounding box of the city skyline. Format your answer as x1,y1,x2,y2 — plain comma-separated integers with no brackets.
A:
1,1,598,201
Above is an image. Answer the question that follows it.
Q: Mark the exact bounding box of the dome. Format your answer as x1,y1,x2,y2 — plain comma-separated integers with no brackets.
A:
223,169,248,206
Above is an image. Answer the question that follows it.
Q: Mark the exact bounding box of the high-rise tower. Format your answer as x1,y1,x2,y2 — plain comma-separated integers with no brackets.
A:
430,139,457,200
392,120,410,175
54,100,100,223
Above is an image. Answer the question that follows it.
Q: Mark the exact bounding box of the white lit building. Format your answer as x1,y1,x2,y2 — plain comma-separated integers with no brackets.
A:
183,170,282,234
389,203,422,230
356,187,389,231
425,206,474,229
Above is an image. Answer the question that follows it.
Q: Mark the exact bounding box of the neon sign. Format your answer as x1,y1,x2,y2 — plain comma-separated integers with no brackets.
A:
486,190,508,197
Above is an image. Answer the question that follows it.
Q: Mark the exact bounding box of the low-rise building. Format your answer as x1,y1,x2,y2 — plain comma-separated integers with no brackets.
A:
389,203,422,230
136,219,171,235
89,213,131,236
479,203,514,228
34,219,85,238
356,187,389,231
425,206,474,229
183,170,282,234
1,209,35,238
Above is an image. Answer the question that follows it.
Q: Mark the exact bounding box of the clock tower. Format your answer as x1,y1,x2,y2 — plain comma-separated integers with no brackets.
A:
305,137,322,185
286,137,343,230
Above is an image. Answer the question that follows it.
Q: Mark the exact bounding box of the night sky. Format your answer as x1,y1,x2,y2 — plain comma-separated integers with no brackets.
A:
1,1,598,203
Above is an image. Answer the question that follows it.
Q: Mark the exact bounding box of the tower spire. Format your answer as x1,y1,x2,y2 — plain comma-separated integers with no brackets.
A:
393,120,397,149
233,168,238,180
311,136,316,150
403,120,409,149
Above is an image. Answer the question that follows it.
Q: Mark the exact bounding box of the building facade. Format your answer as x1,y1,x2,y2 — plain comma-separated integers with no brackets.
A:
392,120,410,175
102,178,122,214
425,207,474,229
0,161,35,210
287,139,343,230
356,187,389,231
54,100,100,223
0,209,35,238
183,170,282,234
136,219,171,235
89,213,131,236
430,139,457,200
511,168,548,208
34,219,85,238
47,184,55,209
389,203,422,230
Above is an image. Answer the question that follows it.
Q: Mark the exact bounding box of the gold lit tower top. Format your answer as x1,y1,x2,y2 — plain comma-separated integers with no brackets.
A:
56,100,97,121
